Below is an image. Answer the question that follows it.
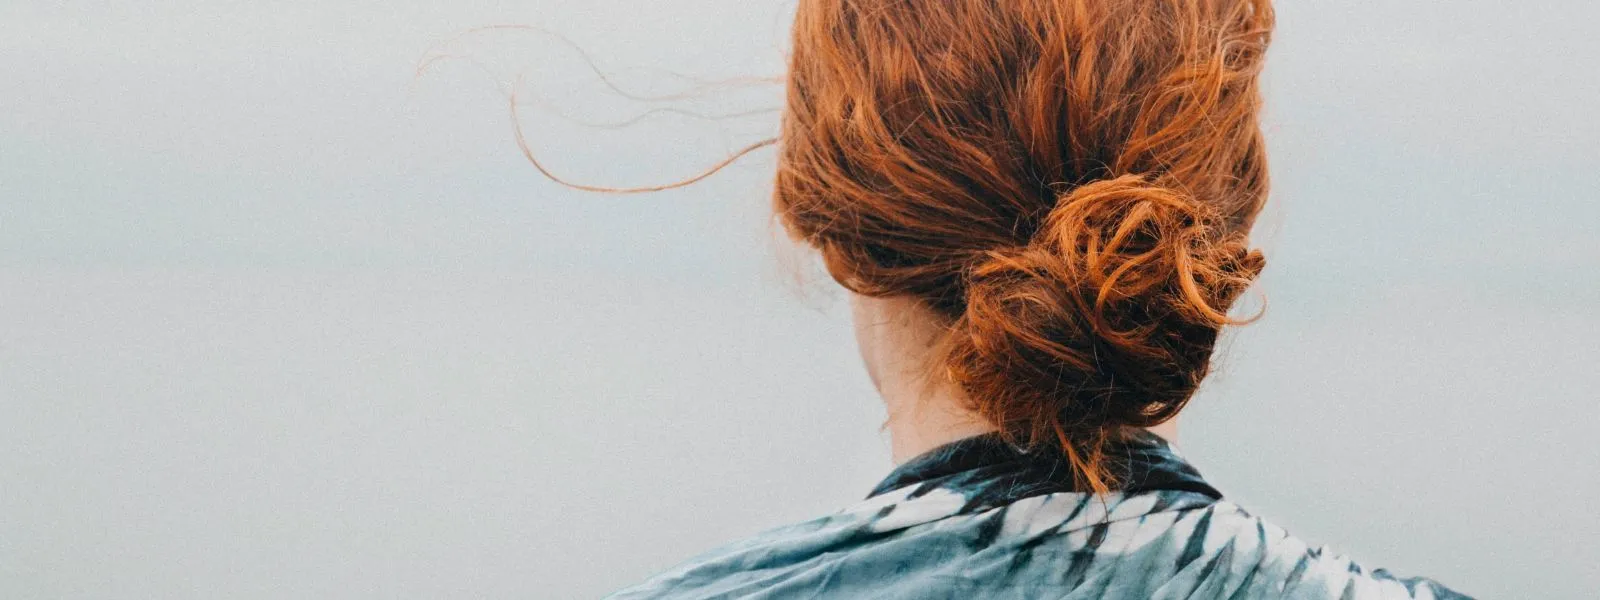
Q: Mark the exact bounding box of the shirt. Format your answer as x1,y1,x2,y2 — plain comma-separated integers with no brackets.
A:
607,432,1471,599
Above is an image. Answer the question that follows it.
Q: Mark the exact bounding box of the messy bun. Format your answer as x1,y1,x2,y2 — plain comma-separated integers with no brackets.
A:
774,0,1274,491
947,175,1264,490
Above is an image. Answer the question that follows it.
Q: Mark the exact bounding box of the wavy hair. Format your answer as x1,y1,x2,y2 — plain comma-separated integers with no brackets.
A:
773,0,1274,492
518,0,1275,493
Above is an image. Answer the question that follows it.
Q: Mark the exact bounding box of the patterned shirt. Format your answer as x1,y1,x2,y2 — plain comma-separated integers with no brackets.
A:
608,433,1471,599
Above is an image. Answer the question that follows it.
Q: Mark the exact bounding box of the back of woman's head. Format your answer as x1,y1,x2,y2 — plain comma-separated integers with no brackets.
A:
774,0,1274,491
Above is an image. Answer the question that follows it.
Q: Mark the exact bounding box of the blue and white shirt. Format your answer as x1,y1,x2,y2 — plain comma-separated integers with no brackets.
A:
609,433,1470,599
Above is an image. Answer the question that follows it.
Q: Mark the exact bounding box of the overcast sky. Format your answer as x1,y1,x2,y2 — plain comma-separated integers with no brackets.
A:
2,1,1597,598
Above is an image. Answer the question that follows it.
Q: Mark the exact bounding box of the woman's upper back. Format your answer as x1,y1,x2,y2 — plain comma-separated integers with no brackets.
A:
598,1,1473,596
608,433,1469,599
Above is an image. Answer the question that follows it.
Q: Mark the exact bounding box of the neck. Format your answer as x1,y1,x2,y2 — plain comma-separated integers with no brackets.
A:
882,387,997,464
850,295,998,463
850,294,1181,464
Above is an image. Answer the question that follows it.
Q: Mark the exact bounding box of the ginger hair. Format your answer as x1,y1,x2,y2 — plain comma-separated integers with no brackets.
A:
773,0,1274,492
518,0,1276,493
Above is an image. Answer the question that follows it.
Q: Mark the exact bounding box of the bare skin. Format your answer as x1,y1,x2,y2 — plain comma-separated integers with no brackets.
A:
849,294,1178,464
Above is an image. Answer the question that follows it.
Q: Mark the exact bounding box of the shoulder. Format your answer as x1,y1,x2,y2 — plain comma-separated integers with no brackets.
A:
910,495,1472,599
607,493,1473,599
1155,501,1475,599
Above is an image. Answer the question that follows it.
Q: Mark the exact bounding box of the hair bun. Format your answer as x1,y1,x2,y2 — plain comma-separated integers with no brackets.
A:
944,174,1264,477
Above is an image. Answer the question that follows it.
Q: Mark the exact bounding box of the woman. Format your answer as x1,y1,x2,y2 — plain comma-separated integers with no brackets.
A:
594,0,1470,597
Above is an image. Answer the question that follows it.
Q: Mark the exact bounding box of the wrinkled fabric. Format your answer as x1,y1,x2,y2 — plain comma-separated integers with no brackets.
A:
608,433,1470,599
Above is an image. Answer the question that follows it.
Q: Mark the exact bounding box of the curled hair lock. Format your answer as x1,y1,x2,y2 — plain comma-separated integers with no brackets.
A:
944,174,1263,491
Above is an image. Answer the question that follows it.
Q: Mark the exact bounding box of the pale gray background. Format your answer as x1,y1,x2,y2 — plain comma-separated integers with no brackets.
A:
2,1,1596,598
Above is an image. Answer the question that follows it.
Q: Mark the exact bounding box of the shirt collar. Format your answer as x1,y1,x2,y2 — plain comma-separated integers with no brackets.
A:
866,430,1221,510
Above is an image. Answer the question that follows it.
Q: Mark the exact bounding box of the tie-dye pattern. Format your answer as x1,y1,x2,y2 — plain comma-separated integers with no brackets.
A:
608,434,1470,599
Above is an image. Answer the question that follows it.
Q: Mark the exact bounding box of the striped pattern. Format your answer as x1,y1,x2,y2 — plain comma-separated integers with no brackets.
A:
608,434,1470,599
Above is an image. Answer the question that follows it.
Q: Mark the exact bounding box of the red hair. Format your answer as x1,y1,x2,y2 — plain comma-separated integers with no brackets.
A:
773,0,1273,492
520,0,1276,492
